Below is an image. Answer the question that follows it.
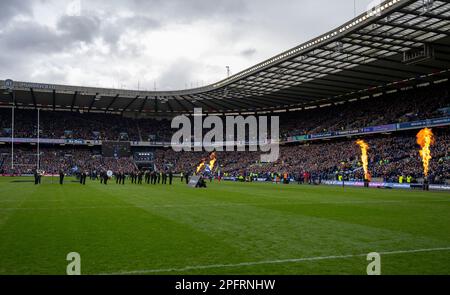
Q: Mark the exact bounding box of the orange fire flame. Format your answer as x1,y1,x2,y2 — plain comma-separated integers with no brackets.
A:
416,128,435,177
196,152,217,174
356,140,371,181
196,161,205,174
209,152,217,171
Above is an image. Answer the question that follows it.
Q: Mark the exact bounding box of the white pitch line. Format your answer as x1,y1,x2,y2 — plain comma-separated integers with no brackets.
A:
100,246,450,275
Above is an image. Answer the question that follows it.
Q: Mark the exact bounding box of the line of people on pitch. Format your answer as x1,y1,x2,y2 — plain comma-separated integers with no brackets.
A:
128,170,174,185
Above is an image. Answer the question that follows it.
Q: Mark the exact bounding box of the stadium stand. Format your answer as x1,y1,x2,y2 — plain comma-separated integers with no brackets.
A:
0,81,448,184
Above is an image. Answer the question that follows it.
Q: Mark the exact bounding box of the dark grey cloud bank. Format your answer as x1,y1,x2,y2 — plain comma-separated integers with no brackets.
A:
0,0,374,90
0,0,33,25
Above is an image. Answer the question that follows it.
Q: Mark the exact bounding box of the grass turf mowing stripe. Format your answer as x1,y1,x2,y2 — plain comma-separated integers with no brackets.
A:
2,199,450,211
101,246,450,275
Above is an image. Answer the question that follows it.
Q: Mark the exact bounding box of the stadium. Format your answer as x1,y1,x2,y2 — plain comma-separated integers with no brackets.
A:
0,0,449,278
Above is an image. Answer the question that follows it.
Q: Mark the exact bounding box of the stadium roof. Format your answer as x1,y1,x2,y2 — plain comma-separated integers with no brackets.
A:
1,0,450,115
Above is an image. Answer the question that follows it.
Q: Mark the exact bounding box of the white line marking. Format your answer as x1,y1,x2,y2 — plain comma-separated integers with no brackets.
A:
100,246,450,275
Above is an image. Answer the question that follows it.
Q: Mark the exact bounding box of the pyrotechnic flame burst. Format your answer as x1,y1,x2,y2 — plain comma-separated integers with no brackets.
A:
209,152,217,171
356,139,371,181
196,161,205,174
416,128,435,177
196,152,217,174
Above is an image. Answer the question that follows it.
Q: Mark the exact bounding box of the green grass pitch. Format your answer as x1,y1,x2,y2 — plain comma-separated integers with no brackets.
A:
0,176,449,275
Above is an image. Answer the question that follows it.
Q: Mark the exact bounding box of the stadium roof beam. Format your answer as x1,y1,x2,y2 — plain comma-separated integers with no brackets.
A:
9,90,15,107
196,93,251,111
154,97,158,113
250,67,371,89
225,85,320,103
88,93,99,112
399,9,450,21
139,96,149,113
105,94,119,113
197,99,229,112
273,63,381,87
165,97,175,113
375,20,449,35
205,90,280,106
359,6,450,45
30,88,37,109
245,80,350,97
352,29,443,46
305,55,407,80
52,90,56,111
287,58,395,84
174,96,202,113
201,94,253,112
246,93,313,107
205,93,262,110
321,50,428,76
229,94,281,108
180,95,223,113
121,95,139,115
70,91,78,111
343,36,418,53
257,73,362,91
171,96,191,113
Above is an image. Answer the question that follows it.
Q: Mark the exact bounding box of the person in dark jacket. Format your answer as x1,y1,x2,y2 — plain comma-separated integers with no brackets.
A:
169,171,173,185
59,170,65,185
138,171,143,184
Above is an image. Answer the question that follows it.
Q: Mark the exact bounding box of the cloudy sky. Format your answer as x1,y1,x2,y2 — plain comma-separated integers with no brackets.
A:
0,0,376,91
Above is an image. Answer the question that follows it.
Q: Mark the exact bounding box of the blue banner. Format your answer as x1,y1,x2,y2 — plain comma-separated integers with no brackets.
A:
397,117,450,130
310,132,333,139
362,124,396,133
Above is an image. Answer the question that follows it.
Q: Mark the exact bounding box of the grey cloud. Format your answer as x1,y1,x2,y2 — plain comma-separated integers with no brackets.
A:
1,21,65,53
157,59,201,90
241,48,256,58
0,0,33,25
99,15,161,46
124,16,161,30
57,15,101,43
1,14,102,54
85,0,248,24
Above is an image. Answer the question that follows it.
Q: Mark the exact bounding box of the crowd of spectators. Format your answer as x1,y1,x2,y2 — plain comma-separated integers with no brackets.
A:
0,110,132,140
0,147,137,175
153,128,450,184
1,128,448,183
280,82,449,138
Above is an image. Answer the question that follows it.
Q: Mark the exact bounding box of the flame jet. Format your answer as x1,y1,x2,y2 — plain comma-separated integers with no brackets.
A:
196,160,205,174
416,128,435,177
356,140,371,181
196,152,217,174
209,152,217,171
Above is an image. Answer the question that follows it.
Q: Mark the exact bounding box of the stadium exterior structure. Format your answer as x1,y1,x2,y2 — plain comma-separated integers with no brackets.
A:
1,0,450,117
